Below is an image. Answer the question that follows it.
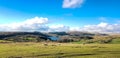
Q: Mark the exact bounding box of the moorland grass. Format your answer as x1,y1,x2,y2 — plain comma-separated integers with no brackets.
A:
0,42,119,58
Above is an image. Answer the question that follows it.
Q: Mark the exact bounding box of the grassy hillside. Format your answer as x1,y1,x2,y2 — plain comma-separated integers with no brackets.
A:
0,32,120,44
0,43,120,58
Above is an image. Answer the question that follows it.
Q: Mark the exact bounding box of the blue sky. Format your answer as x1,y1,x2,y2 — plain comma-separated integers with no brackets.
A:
0,0,120,33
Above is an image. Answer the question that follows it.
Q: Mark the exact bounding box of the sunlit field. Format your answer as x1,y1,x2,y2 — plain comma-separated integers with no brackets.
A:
0,42,120,58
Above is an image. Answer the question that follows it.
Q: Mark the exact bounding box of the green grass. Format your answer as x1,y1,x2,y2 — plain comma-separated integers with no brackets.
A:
0,43,120,58
110,38,120,44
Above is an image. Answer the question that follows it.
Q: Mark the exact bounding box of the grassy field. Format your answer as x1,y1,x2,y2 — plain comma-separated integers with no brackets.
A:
0,42,120,58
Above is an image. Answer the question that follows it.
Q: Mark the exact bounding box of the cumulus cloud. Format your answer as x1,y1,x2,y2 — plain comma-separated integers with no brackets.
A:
49,24,69,32
1,16,120,34
0,17,69,32
0,17,49,31
62,0,84,8
70,22,120,34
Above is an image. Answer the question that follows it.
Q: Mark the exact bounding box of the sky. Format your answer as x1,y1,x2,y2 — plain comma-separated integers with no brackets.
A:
0,0,120,33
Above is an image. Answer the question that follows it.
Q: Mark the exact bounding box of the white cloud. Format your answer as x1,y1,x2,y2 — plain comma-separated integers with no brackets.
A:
0,17,49,31
70,22,120,34
1,16,120,34
62,0,84,8
69,27,81,31
0,17,69,32
49,24,69,32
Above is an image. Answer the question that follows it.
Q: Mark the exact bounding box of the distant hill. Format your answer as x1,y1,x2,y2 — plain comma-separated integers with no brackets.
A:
0,31,119,44
0,32,51,42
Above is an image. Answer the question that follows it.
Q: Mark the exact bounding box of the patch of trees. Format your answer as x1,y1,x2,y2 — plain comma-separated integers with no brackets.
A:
48,32,69,36
0,32,51,42
57,35,94,43
3,35,51,42
67,31,95,36
78,36,113,44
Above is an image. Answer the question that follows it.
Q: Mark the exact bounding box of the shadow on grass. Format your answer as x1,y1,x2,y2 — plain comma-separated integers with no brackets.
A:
8,56,22,58
26,53,95,58
62,53,95,57
98,51,120,54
